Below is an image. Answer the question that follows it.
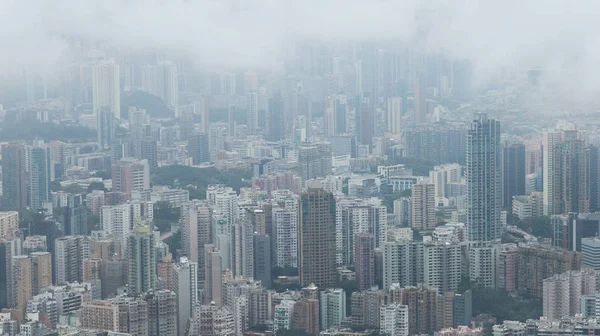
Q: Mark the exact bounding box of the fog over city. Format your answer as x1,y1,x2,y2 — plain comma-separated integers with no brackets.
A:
2,0,600,100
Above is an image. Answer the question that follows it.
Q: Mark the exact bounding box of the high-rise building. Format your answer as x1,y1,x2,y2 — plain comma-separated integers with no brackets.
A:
468,243,499,288
272,198,299,268
552,130,590,214
355,233,375,291
466,114,501,242
387,97,403,135
429,164,463,199
411,183,436,231
12,255,32,314
273,300,295,333
380,303,409,336
401,286,438,335
383,240,424,289
232,214,254,278
502,143,526,208
204,244,222,306
140,137,158,168
30,252,52,296
55,235,91,284
582,237,600,270
423,240,465,294
335,197,387,266
0,212,18,238
403,125,468,165
141,62,179,114
299,188,337,287
187,303,235,336
414,78,426,125
81,300,120,332
92,60,120,119
543,269,596,319
266,93,284,142
111,158,150,193
1,144,28,209
146,289,177,336
543,130,565,216
253,234,272,288
298,143,332,182
97,106,115,148
246,91,258,135
188,133,210,165
334,96,347,135
28,144,51,211
63,194,88,236
173,257,197,336
0,237,21,309
181,200,212,285
320,288,346,330
356,95,373,147
291,299,320,335
127,226,157,294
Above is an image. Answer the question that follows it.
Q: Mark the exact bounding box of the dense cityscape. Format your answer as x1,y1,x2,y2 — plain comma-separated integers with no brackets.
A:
2,2,600,336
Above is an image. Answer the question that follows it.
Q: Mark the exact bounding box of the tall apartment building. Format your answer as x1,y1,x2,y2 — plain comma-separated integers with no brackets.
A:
582,237,600,269
299,188,337,287
92,60,120,119
423,240,465,294
12,255,32,314
552,130,590,214
30,252,52,296
320,288,346,330
266,92,285,142
246,91,258,135
469,243,500,288
1,143,28,209
188,133,210,165
355,233,375,291
401,286,438,335
81,300,120,332
127,226,157,295
253,234,272,288
402,125,468,164
180,200,212,285
174,257,197,336
187,303,235,336
291,299,320,335
111,158,150,194
55,236,91,285
204,244,222,306
298,143,333,182
0,212,18,237
466,114,501,242
517,244,582,298
28,144,51,211
502,143,526,208
272,200,299,268
146,290,177,336
542,269,597,319
543,130,566,215
383,240,424,289
63,194,88,236
429,163,462,198
380,303,410,336
141,61,179,113
411,183,436,231
336,197,387,266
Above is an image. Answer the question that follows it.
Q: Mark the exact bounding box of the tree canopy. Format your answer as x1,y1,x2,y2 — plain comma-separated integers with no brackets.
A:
0,121,96,142
150,165,252,197
121,91,173,118
514,216,553,238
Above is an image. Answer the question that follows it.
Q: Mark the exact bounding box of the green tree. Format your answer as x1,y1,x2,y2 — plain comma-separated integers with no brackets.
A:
92,170,111,180
63,184,84,194
515,216,552,238
87,182,107,193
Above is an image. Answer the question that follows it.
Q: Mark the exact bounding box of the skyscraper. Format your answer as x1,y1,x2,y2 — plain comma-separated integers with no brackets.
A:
63,194,88,236
1,143,28,209
355,233,375,291
180,200,212,285
55,236,91,284
92,60,120,119
97,106,115,149
111,158,150,193
127,226,157,295
543,130,565,216
173,257,197,336
552,131,590,214
28,144,51,211
13,255,32,314
466,114,501,242
387,97,403,135
502,142,526,208
299,188,336,287
141,61,179,114
188,133,210,165
411,183,436,231
253,234,272,288
246,91,258,135
204,244,222,306
266,93,284,142
320,288,346,330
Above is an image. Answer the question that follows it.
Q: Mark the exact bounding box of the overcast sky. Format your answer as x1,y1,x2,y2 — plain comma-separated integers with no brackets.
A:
2,0,600,98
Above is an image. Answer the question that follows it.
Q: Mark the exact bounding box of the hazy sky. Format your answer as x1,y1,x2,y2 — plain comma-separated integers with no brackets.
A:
2,0,600,97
